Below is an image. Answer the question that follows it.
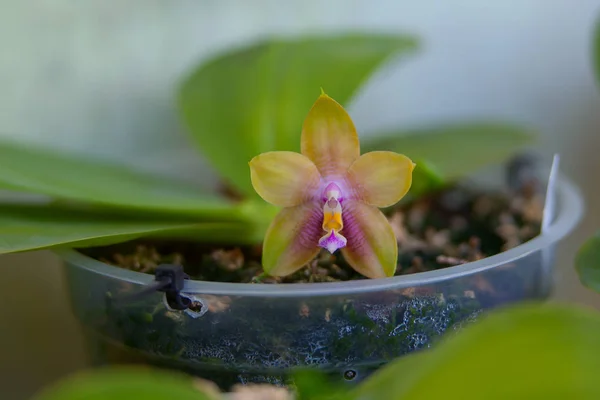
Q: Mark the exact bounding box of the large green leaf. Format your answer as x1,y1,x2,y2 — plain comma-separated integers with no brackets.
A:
362,122,535,192
0,204,260,255
31,366,219,400
178,33,418,196
0,140,242,219
575,231,600,292
355,302,600,399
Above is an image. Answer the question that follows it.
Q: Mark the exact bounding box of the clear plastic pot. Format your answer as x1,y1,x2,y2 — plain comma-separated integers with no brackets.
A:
58,172,583,389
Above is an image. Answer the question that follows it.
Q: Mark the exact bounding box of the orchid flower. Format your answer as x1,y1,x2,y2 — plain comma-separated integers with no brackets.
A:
249,92,416,279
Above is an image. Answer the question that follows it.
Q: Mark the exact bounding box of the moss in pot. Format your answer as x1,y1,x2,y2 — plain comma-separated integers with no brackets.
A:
0,33,582,390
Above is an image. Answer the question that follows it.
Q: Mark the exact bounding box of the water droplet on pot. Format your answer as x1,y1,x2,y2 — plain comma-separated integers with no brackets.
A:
343,370,357,381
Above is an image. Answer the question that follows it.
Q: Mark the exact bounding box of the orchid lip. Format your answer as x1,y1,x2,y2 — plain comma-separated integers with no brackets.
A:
318,230,347,254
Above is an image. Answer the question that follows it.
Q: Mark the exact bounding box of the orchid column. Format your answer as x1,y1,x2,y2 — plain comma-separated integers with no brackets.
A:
249,92,416,279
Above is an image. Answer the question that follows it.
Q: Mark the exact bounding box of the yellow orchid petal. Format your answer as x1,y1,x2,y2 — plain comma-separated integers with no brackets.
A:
301,93,360,177
347,151,416,207
262,202,322,276
249,151,322,207
340,200,398,278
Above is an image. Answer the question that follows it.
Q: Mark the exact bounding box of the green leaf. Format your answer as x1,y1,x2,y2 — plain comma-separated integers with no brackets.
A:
362,121,535,194
399,159,446,202
355,302,600,399
178,33,418,196
292,369,351,400
575,231,600,292
0,204,260,255
31,366,220,400
0,140,242,219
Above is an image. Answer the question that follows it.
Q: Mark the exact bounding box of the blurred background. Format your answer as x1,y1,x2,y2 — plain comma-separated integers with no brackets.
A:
1,1,600,398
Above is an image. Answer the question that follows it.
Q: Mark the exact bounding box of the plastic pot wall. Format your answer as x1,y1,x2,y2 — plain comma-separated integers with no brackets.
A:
59,175,583,389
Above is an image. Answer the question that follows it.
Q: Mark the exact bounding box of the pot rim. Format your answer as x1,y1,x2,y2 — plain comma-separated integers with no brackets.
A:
55,173,584,297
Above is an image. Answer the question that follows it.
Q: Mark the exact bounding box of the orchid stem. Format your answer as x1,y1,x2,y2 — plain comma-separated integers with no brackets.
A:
251,272,269,283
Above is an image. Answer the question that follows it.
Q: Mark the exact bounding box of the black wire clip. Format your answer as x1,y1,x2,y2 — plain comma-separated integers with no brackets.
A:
110,264,192,310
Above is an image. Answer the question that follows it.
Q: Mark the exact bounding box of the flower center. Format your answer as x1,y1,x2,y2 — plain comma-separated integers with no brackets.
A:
318,183,347,253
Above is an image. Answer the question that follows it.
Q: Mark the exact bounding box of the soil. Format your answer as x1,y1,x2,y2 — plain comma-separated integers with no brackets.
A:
80,179,544,284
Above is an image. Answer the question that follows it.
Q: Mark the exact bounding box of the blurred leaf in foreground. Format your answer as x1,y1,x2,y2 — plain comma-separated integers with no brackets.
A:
355,302,600,399
31,366,220,400
575,231,600,293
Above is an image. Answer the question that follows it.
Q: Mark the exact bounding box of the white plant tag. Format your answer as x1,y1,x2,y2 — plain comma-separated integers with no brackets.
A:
542,154,560,233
